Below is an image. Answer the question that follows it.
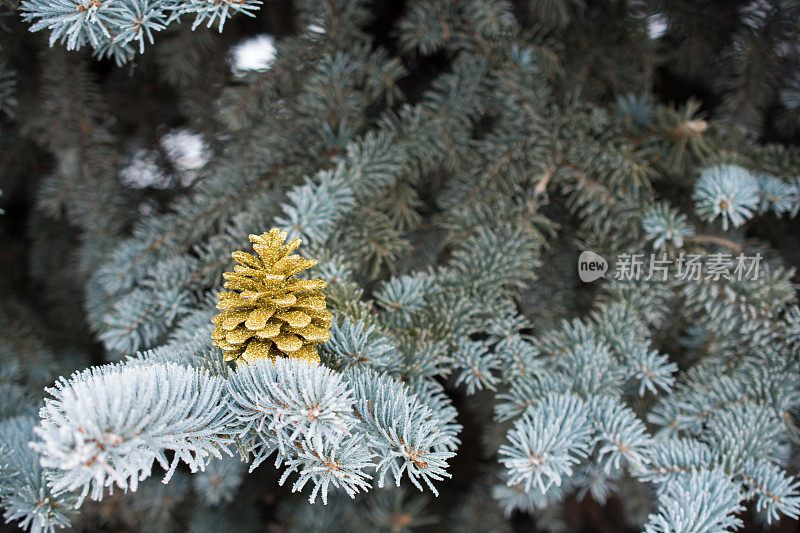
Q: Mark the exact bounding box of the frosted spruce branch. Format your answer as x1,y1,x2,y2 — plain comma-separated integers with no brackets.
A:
29,354,457,526
20,0,262,64
34,362,235,504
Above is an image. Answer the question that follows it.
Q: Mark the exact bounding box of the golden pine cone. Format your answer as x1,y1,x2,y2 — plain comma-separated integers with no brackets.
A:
211,228,332,364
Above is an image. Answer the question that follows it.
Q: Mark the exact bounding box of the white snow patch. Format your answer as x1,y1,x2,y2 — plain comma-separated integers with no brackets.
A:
647,13,668,40
160,129,209,186
230,34,276,76
120,149,168,189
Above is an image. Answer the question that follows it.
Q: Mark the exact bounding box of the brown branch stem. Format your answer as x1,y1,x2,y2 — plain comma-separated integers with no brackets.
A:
685,235,743,254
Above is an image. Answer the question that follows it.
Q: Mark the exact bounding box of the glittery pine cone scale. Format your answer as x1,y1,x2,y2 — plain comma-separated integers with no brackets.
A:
211,229,332,364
